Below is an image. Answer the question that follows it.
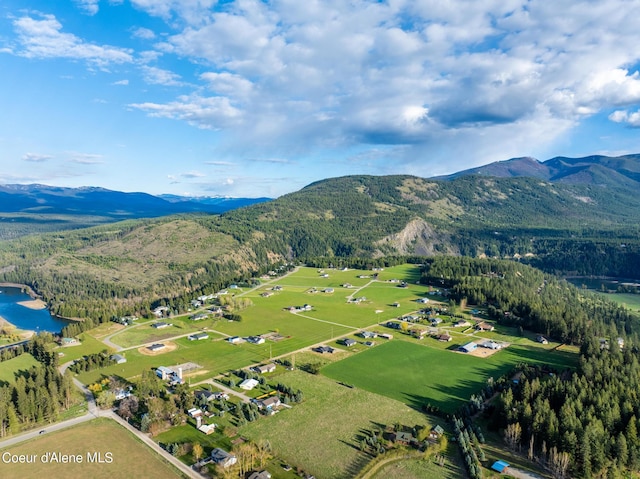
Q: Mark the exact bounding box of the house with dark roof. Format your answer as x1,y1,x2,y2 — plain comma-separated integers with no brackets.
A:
210,448,237,468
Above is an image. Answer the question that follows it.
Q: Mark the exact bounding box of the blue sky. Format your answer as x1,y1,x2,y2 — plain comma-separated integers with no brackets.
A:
2,0,640,198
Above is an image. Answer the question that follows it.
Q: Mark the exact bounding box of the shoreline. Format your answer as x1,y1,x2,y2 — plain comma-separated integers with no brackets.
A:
0,282,40,300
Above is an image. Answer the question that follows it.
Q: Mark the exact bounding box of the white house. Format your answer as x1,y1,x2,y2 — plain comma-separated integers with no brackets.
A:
239,378,259,390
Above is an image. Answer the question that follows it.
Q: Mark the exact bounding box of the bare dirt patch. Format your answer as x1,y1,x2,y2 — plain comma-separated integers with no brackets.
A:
138,341,178,356
17,299,47,310
456,342,509,358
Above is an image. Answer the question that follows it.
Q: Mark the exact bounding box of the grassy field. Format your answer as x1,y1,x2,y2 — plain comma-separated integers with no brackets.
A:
239,370,443,479
370,454,464,479
0,353,39,385
55,332,112,363
0,418,185,479
322,340,578,413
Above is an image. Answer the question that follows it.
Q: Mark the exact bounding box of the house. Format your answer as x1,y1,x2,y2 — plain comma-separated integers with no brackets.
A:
248,471,272,479
148,343,166,352
323,288,334,293
247,336,265,344
342,338,357,347
364,341,375,347
155,366,174,380
195,390,216,403
453,320,471,328
379,333,393,340
416,298,430,304
437,334,452,342
190,313,208,321
386,321,401,329
214,392,230,400
272,285,283,291
227,336,243,344
210,448,237,468
114,388,131,401
260,291,274,297
392,431,416,446
431,317,443,325
481,340,503,350
536,335,548,344
359,331,377,339
188,408,203,418
475,321,495,332
618,337,625,349
391,302,400,308
429,425,445,440
61,337,78,345
239,378,259,390
459,342,477,353
152,321,170,329
152,306,169,317
198,423,216,435
313,346,335,354
188,332,209,341
412,329,428,339
342,283,353,288
256,396,281,411
111,354,127,364
254,363,276,374
491,460,510,473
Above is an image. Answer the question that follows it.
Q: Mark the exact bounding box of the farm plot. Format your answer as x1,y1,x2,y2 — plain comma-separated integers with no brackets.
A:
0,418,183,479
322,339,578,414
239,370,436,479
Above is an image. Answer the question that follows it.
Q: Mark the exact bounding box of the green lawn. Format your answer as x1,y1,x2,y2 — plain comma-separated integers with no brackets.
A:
0,353,39,385
322,339,578,413
239,370,440,479
55,332,111,362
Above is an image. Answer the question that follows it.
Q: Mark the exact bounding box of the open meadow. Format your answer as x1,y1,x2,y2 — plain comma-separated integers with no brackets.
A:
238,370,454,479
0,353,39,385
322,339,578,413
0,418,185,479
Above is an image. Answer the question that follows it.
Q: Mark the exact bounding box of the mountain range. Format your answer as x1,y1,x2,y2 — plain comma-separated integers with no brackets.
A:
1,153,639,317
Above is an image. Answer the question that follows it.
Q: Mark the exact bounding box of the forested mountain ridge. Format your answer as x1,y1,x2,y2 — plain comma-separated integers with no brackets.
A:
435,153,640,189
0,183,270,240
1,170,640,319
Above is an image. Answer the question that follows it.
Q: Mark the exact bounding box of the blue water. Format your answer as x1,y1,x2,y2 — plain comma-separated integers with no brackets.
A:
0,287,70,333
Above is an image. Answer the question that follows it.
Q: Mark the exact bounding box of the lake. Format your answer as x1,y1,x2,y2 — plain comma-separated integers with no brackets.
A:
0,286,71,333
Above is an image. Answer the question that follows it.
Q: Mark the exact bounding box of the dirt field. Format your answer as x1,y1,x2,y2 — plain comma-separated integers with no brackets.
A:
138,341,178,356
458,342,509,358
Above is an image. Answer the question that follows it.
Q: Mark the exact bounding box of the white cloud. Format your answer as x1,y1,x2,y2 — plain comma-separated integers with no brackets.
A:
609,110,640,127
129,94,243,129
140,65,184,86
180,171,205,179
68,152,104,164
112,79,129,85
11,14,133,68
22,153,53,162
131,27,156,40
75,0,100,15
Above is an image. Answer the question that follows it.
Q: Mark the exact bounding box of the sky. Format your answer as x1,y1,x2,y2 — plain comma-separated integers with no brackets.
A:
2,0,640,198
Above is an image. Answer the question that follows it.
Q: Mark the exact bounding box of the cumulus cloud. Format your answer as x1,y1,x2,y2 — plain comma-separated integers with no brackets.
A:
112,79,129,85
22,153,52,162
609,110,640,127
129,94,243,129
11,14,132,68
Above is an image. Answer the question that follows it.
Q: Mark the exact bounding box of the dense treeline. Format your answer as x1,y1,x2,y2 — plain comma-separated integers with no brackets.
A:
0,334,76,437
420,257,636,344
492,345,640,478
